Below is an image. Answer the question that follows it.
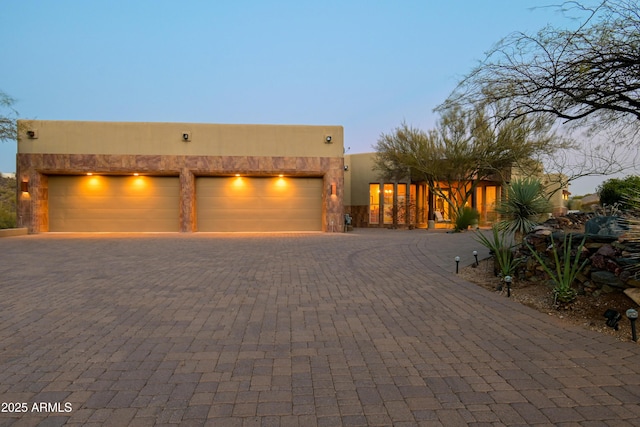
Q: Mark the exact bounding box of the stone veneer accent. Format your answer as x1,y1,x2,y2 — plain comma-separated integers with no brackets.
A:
17,153,344,233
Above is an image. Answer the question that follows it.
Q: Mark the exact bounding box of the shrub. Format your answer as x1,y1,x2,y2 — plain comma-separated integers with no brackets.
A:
597,175,640,209
454,206,479,231
475,225,521,279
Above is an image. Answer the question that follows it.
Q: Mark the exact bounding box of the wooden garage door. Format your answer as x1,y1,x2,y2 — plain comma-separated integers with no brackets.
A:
48,175,180,232
196,177,322,231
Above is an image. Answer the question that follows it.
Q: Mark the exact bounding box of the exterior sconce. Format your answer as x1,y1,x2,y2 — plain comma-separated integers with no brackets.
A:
329,183,336,196
344,165,349,171
182,132,191,142
21,180,29,193
325,136,332,144
26,129,38,139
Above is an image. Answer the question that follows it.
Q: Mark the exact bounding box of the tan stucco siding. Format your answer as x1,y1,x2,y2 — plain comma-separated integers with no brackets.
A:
345,153,381,207
18,120,344,158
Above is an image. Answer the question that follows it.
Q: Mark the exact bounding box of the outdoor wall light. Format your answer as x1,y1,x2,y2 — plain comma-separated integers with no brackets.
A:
20,180,28,193
344,165,349,171
325,136,332,144
626,309,638,342
455,256,460,274
504,275,512,297
26,129,38,139
329,183,336,196
182,132,191,142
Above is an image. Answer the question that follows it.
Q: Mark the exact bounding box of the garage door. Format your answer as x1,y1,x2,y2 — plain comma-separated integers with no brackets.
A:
48,175,180,232
196,176,322,231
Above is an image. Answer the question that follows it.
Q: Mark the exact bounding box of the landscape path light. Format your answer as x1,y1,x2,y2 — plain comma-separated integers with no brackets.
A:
455,256,460,274
504,275,512,298
626,309,638,342
473,250,478,267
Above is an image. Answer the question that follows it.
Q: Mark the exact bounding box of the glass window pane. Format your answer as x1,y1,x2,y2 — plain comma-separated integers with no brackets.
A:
383,184,394,224
369,184,380,224
397,184,406,224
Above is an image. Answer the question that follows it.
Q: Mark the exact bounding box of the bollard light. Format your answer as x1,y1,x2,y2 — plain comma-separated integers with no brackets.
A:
504,275,512,298
472,250,478,267
626,309,638,342
455,256,460,274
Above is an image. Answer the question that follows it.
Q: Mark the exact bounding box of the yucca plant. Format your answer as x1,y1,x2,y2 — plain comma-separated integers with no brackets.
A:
496,178,551,243
475,225,521,279
526,233,588,308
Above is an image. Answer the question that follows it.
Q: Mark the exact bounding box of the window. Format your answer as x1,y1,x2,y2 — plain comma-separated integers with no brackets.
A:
435,190,450,221
369,184,380,224
410,184,417,224
397,184,407,224
383,184,394,224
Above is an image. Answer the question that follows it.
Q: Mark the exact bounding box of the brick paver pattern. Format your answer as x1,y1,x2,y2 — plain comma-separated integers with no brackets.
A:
1,229,640,426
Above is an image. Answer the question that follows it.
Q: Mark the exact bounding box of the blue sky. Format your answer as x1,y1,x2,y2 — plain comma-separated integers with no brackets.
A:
0,0,626,194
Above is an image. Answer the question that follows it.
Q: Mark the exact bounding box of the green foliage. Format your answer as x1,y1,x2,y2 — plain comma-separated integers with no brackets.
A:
474,225,521,278
597,175,640,209
526,234,589,307
373,103,561,224
496,178,551,240
0,176,17,229
454,206,479,231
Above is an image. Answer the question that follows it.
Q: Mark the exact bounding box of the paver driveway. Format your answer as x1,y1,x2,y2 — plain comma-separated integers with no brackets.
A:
1,229,640,426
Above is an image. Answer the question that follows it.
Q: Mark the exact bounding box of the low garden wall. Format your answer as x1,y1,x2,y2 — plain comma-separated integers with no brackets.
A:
518,214,640,301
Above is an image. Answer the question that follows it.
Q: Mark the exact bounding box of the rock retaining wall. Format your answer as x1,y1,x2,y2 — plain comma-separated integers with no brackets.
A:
519,215,640,299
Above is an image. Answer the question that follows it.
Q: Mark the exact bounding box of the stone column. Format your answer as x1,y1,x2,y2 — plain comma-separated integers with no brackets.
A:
179,168,196,232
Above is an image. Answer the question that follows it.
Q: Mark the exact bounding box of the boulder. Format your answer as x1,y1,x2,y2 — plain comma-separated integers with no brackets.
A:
624,288,640,305
590,270,626,289
584,216,628,237
595,244,618,258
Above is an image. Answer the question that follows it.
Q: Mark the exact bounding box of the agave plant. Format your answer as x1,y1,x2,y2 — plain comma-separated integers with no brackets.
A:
496,178,551,243
475,225,521,279
526,233,588,308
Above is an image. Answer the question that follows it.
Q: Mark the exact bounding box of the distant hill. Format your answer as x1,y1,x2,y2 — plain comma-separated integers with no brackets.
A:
0,176,17,228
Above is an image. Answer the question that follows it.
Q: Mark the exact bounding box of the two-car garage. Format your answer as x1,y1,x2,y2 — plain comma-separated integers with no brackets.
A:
47,175,323,232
